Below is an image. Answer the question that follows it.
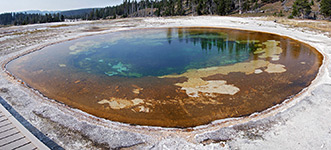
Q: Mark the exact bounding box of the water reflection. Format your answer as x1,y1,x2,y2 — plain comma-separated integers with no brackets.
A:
68,28,259,78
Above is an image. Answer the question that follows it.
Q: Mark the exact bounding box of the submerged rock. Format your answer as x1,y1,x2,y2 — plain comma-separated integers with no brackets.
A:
103,62,141,77
104,71,118,76
265,63,287,73
112,62,129,72
98,97,147,110
254,69,263,74
58,64,66,67
181,80,240,97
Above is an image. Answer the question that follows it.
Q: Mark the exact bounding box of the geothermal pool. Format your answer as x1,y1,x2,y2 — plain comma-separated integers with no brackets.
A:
6,27,322,127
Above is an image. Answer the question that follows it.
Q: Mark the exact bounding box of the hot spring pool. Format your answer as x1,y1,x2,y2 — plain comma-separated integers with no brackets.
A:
6,27,322,127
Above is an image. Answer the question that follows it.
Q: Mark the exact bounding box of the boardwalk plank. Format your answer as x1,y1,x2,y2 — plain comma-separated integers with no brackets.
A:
0,97,56,150
14,142,37,150
0,126,15,134
0,129,19,140
1,136,30,150
0,132,24,146
0,118,8,123
0,119,10,127
0,123,11,130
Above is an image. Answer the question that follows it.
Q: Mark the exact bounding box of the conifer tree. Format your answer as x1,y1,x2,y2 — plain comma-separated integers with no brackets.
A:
291,0,312,18
320,0,331,18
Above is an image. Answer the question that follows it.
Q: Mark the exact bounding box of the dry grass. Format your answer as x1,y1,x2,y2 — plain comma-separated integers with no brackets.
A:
49,24,70,28
7,29,50,37
230,13,271,17
262,16,331,37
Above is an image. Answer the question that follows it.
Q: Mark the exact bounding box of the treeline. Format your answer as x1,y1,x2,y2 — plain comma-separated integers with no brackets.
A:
1,0,331,26
290,0,314,19
320,0,331,18
0,13,65,25
0,0,276,25
75,0,331,20
84,0,242,18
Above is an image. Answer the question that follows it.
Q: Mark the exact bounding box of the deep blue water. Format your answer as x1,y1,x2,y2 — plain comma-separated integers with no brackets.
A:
68,28,257,77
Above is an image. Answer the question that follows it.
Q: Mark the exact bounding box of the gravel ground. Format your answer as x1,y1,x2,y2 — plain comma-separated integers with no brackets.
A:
0,16,330,150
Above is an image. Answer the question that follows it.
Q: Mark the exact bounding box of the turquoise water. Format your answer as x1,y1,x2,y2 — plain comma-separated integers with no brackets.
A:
68,28,257,77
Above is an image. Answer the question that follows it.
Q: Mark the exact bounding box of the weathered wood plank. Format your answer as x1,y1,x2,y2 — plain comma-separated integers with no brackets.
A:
0,119,10,127
0,135,30,150
14,142,36,150
0,132,24,146
0,118,8,123
0,126,15,134
0,129,20,140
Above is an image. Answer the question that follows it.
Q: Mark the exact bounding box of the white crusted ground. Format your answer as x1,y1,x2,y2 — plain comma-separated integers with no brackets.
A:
0,16,330,149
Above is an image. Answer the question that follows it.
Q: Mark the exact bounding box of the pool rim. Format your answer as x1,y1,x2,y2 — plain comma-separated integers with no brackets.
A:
1,26,327,131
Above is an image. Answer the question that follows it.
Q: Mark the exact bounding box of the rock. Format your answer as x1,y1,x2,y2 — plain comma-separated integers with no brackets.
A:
0,88,9,93
254,69,263,74
150,138,225,150
195,127,236,143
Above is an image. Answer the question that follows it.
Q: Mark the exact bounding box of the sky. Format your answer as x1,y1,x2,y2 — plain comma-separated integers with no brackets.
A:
0,0,123,13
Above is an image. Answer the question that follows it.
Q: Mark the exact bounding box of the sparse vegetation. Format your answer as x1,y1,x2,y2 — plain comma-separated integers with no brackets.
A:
49,24,70,28
291,0,312,18
263,16,331,37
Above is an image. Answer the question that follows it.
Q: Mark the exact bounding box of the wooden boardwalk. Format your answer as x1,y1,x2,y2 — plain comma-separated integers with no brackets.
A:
0,102,50,150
